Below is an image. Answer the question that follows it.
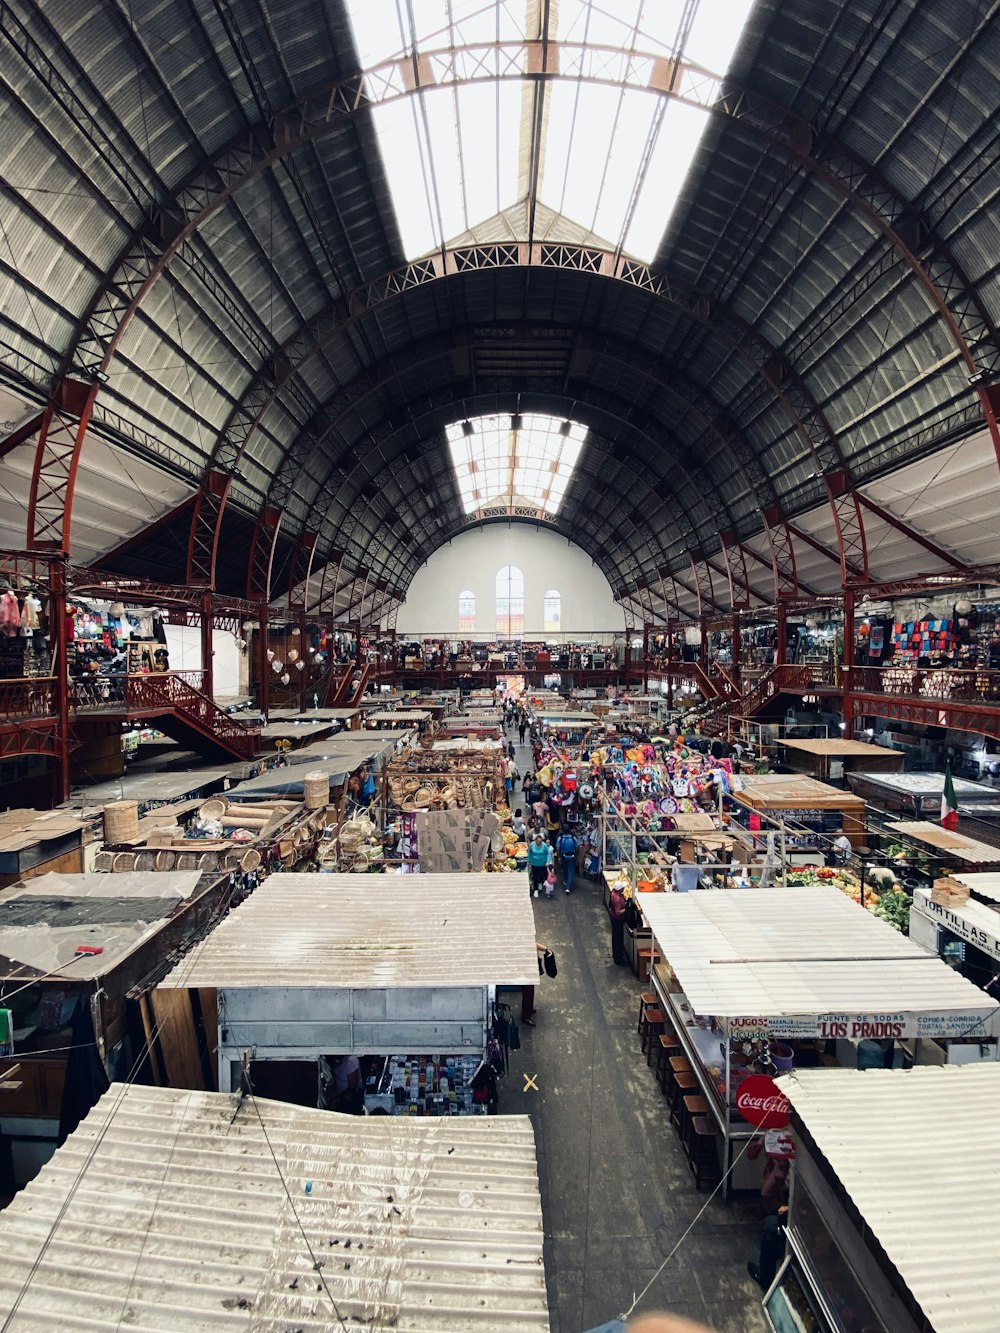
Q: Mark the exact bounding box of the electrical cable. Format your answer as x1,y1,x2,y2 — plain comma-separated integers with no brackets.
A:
619,1130,760,1321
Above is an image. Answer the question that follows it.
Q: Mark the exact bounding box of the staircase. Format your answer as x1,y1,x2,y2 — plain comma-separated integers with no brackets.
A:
338,662,372,707
738,664,816,718
124,673,260,760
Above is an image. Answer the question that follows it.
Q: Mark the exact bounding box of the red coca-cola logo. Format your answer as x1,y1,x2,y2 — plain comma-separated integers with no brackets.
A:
735,1074,790,1128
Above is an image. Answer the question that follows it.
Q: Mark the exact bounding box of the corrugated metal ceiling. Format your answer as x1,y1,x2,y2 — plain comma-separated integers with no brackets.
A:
1,0,999,608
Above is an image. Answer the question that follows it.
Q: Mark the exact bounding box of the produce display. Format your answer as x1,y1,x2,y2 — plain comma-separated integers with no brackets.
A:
784,865,912,931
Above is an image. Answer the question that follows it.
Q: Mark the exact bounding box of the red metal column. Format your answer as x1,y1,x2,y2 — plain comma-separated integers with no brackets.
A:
841,586,856,738
732,610,742,687
48,557,70,804
825,472,870,585
200,591,214,701
642,624,649,691
258,602,270,715
28,381,96,552
762,505,799,599
777,600,788,666
297,611,307,714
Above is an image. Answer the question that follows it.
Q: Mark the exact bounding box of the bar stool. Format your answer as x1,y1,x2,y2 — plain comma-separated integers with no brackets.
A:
636,947,660,983
668,1071,698,1127
636,992,658,1038
642,1008,665,1065
686,1115,721,1191
680,1093,711,1153
655,1034,683,1092
663,1053,691,1099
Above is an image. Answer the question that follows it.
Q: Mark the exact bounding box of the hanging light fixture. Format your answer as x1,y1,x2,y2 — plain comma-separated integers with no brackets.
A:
266,650,275,661
242,620,255,631
280,673,290,685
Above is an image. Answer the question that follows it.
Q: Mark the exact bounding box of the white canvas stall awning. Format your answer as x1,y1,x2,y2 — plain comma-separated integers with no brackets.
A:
641,887,996,1039
161,873,539,990
0,1083,549,1331
778,1065,1000,1333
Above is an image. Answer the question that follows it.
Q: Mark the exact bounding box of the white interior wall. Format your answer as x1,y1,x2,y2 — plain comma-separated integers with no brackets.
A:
164,624,242,699
397,526,624,636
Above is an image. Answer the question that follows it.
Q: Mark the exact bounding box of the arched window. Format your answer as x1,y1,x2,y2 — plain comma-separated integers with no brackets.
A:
543,589,561,634
458,589,476,633
496,565,524,637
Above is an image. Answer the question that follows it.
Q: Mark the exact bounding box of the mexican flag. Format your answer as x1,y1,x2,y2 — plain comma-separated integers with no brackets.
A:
941,762,959,831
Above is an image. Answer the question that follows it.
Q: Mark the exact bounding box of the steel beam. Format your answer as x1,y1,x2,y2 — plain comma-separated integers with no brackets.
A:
786,521,864,580
825,472,869,585
855,493,970,574
28,43,1000,562
246,506,282,601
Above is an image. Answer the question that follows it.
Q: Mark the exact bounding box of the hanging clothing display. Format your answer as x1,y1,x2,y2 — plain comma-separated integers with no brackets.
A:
0,589,21,637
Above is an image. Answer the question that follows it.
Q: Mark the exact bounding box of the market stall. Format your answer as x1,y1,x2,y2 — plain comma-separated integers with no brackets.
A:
161,873,538,1110
0,869,234,1183
365,708,431,732
884,819,1000,867
639,886,997,1196
0,1083,549,1330
770,1065,1000,1333
909,870,1000,996
730,773,868,855
846,769,1000,819
778,738,904,782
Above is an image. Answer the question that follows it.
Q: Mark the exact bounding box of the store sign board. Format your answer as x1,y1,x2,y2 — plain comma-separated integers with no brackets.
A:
914,891,1000,964
763,1011,993,1040
735,1074,789,1128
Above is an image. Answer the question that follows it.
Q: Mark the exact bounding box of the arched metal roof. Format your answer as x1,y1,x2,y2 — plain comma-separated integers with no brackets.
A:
1,0,999,622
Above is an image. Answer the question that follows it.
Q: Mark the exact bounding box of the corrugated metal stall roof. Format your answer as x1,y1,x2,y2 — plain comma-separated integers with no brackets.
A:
0,870,203,979
640,886,994,1019
0,1083,549,1331
162,873,539,989
778,1065,1000,1333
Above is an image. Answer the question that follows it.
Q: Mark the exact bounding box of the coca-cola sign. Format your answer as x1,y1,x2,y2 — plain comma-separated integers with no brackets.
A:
735,1074,789,1129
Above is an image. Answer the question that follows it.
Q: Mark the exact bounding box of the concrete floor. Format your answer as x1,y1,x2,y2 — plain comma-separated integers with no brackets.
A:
500,724,767,1333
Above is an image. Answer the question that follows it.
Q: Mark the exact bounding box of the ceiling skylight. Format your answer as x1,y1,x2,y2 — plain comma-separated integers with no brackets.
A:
344,0,756,264
446,414,586,516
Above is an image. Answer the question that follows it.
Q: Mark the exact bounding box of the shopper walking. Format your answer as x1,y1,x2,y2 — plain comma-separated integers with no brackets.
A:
527,831,553,898
518,719,527,744
557,824,579,893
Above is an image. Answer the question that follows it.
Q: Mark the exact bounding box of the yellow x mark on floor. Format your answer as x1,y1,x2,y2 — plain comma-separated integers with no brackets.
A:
523,1073,539,1093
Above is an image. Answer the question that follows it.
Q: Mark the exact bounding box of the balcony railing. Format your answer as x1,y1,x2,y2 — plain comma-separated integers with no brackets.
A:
0,676,57,721
846,664,1000,704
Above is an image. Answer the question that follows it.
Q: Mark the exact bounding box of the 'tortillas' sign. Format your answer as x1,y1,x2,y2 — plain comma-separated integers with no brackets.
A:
735,1074,790,1129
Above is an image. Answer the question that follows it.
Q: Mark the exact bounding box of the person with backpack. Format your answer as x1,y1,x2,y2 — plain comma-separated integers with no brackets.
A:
557,824,579,893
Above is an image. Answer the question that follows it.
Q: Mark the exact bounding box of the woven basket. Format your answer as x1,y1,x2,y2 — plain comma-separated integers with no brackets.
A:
413,786,433,809
93,850,114,872
103,800,138,843
111,852,135,873
175,852,199,871
134,851,156,872
339,826,364,851
154,850,176,871
402,777,421,794
303,771,329,810
240,848,261,871
199,851,220,871
199,798,227,819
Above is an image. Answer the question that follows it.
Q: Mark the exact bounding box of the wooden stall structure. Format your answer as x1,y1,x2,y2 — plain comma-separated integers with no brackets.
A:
778,737,904,782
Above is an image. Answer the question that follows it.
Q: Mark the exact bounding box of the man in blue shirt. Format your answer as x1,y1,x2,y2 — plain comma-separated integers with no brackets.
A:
557,826,580,893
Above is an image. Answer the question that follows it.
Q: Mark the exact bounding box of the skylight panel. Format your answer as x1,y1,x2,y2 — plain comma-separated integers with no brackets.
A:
447,414,586,515
345,0,756,263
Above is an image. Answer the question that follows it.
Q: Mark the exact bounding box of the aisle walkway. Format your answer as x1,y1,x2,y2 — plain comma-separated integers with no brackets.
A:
500,723,766,1332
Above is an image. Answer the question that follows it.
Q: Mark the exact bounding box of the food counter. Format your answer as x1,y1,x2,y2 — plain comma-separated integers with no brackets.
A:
730,773,867,849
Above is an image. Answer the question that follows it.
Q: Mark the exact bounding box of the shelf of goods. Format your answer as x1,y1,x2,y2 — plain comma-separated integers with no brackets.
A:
364,1053,487,1116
